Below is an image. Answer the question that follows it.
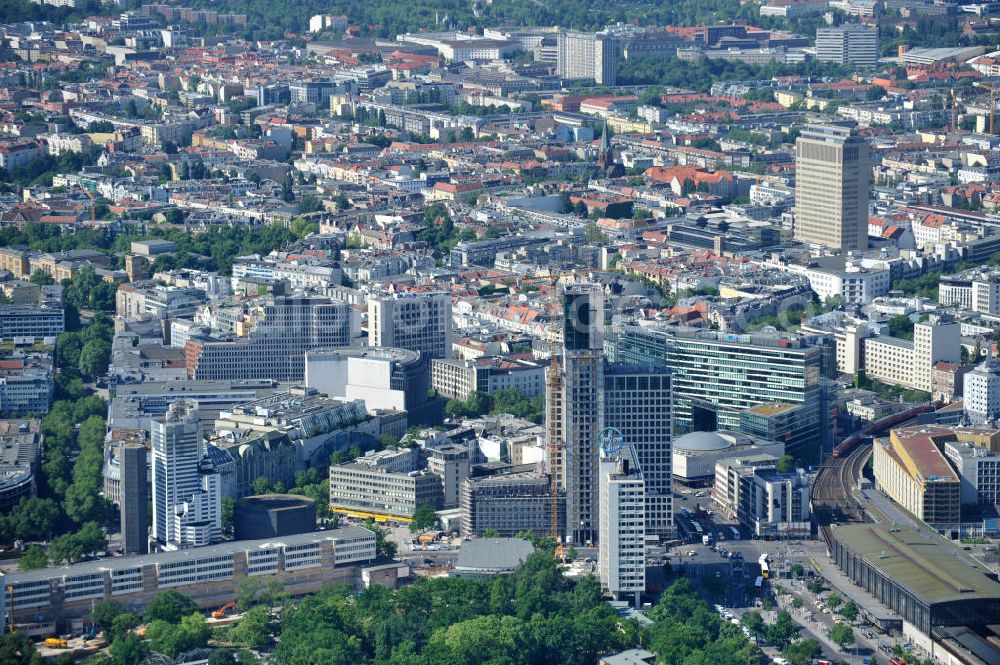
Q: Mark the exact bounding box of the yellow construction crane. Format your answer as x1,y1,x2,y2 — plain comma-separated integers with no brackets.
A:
974,81,999,134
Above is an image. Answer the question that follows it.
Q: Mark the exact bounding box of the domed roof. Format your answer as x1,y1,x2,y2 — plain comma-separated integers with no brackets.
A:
675,431,732,453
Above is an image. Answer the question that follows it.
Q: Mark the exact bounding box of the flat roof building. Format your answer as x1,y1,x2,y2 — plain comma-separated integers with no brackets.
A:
6,527,375,629
872,426,962,526
829,523,1000,635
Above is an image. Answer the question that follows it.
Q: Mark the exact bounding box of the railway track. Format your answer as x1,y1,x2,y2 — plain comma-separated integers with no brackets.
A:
813,403,936,528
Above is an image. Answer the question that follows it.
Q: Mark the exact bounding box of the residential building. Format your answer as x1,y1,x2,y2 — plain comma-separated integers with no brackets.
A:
863,315,960,393
305,346,432,417
0,305,64,340
739,402,817,456
712,453,778,520
744,468,812,538
368,292,452,360
431,356,546,400
604,364,673,536
872,425,961,526
794,124,870,251
598,444,645,606
210,430,299,499
151,400,222,550
549,285,606,545
427,444,470,508
816,24,879,67
557,30,617,85
965,359,1000,426
0,361,53,417
213,388,376,468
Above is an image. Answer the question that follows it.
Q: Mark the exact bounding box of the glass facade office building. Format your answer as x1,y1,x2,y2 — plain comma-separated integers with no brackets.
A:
609,326,828,454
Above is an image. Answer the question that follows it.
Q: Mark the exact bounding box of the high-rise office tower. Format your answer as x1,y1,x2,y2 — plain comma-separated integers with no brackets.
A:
120,443,148,555
549,284,605,545
816,25,878,68
794,125,870,251
604,365,672,536
598,442,645,606
368,292,452,360
151,400,221,550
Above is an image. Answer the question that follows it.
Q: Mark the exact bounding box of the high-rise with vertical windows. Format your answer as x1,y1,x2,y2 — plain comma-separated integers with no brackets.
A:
816,25,878,68
368,292,452,360
552,284,605,545
604,365,672,536
151,400,221,550
794,124,870,251
548,286,673,545
599,443,645,606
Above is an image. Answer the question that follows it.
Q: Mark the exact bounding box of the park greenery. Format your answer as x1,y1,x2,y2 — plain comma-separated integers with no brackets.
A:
0,550,779,665
445,388,545,424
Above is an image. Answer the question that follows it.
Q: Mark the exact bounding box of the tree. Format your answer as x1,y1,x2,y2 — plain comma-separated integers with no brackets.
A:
92,600,129,634
740,611,764,636
109,634,148,665
829,624,855,650
825,593,843,610
29,270,54,286
0,631,43,665
250,476,272,495
230,606,271,649
146,613,210,657
484,528,501,538
222,496,235,533
777,455,795,473
410,504,438,532
839,600,858,621
18,545,48,570
789,563,804,578
78,338,111,380
145,590,198,624
767,610,799,648
362,518,397,559
783,639,822,665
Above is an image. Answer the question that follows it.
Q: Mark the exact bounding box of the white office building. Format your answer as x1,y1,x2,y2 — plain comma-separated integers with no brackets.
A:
816,24,878,68
151,400,222,550
368,292,452,360
965,360,1000,426
944,440,1000,505
598,444,645,606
